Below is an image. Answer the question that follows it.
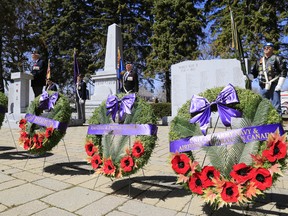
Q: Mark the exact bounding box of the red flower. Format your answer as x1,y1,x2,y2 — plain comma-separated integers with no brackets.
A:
120,156,134,172
201,166,220,187
103,159,116,175
19,119,27,129
262,140,287,162
220,181,239,203
23,138,31,150
171,153,191,175
34,141,43,149
230,163,253,184
33,134,39,143
91,154,102,169
85,142,97,156
45,127,54,138
250,168,272,190
38,133,45,143
132,140,145,158
188,172,204,194
19,131,29,142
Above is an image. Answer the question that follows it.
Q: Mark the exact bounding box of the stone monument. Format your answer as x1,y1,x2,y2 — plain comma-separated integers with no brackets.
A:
170,59,246,127
4,72,34,128
85,23,123,119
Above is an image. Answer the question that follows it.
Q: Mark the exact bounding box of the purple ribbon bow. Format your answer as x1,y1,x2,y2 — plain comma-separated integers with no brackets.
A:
39,91,59,111
106,93,136,122
190,84,242,135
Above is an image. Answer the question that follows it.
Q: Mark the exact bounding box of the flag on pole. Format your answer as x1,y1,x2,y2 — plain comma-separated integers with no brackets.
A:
73,48,80,85
46,59,51,80
230,7,251,89
117,47,124,80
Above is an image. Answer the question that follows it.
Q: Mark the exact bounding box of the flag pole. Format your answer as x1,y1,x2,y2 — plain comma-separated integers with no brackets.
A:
229,6,251,89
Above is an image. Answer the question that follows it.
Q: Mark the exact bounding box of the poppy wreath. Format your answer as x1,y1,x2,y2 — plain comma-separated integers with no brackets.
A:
0,92,8,128
18,91,72,155
169,85,287,209
84,93,158,179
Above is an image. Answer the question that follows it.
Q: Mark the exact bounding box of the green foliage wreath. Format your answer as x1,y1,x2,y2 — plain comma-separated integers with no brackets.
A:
169,86,286,209
0,92,8,128
85,94,157,178
18,91,72,155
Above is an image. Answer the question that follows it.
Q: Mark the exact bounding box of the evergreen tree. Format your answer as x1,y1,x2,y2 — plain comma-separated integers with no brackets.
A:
204,0,288,62
146,0,205,102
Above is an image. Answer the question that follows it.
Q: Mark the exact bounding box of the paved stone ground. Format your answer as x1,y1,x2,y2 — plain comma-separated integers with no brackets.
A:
0,125,287,216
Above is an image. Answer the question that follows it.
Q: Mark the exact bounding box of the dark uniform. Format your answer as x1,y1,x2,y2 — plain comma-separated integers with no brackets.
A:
251,43,287,114
122,70,139,93
76,78,87,122
31,58,47,97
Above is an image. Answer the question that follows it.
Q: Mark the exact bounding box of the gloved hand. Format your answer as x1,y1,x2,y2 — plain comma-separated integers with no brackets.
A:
275,77,285,91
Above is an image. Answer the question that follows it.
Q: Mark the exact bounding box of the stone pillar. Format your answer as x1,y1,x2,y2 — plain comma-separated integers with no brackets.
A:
86,23,123,119
8,72,33,114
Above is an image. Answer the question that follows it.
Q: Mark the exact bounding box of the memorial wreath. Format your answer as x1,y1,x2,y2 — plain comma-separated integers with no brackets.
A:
169,84,287,209
0,92,8,128
85,93,158,179
18,91,72,155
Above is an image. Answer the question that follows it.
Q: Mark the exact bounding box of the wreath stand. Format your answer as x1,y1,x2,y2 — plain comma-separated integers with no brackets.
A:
24,137,71,172
5,113,18,151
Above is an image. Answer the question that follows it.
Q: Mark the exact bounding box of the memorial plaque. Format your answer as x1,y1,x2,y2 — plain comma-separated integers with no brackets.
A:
171,59,245,119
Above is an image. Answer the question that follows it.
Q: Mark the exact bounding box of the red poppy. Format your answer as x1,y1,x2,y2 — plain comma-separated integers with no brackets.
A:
262,140,287,162
23,138,31,150
45,127,54,138
132,140,145,158
188,172,204,194
34,140,43,149
220,181,239,203
19,131,29,142
171,154,191,175
33,134,39,143
85,142,97,156
91,154,102,169
103,159,116,175
38,133,45,143
120,156,134,172
19,119,27,129
201,166,220,187
250,168,272,190
230,163,253,184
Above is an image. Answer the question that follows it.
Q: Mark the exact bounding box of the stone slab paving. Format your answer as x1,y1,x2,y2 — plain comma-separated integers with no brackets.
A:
0,125,288,216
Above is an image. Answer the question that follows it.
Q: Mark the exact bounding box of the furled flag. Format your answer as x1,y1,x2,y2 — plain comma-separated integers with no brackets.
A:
117,47,124,80
46,59,51,80
230,7,251,89
73,48,80,85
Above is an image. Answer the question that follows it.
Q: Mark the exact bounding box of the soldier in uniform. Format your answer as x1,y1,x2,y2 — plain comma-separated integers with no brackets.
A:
251,42,287,114
122,63,139,93
31,49,47,97
76,74,87,123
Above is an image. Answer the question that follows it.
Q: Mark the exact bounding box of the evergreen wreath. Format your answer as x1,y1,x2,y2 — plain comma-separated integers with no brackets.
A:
169,86,287,209
85,93,157,179
0,92,8,128
18,91,72,155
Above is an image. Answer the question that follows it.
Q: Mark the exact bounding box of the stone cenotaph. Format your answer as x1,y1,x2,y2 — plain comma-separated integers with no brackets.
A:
85,23,123,118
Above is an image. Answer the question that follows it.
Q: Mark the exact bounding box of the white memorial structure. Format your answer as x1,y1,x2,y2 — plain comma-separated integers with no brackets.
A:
85,23,123,118
4,72,34,128
170,59,246,126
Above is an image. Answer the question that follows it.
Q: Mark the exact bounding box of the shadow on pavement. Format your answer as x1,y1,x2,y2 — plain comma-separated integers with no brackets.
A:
202,193,288,215
111,175,190,200
0,151,53,160
43,161,92,176
0,146,16,151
